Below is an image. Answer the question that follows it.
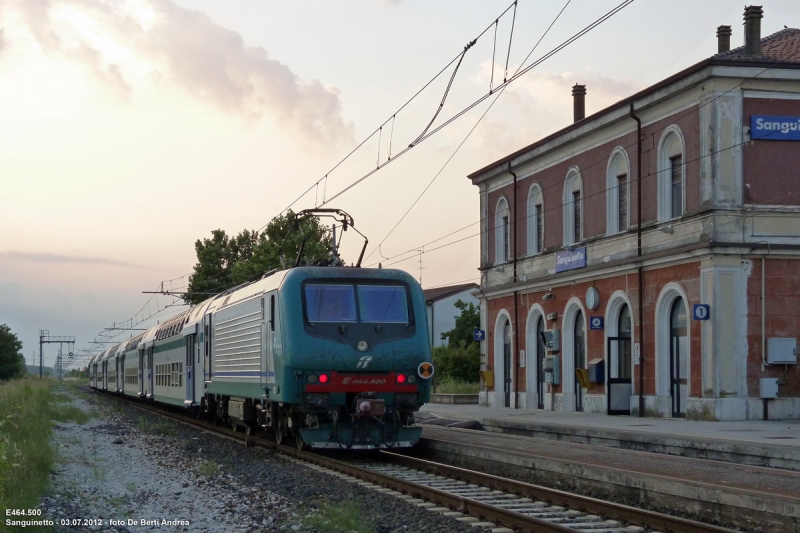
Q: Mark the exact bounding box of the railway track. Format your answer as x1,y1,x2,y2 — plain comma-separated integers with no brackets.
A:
85,388,743,533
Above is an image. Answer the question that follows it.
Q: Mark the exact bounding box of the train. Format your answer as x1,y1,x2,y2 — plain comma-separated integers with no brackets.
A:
89,212,434,449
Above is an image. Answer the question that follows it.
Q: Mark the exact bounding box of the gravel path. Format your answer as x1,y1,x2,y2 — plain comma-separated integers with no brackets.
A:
43,389,491,533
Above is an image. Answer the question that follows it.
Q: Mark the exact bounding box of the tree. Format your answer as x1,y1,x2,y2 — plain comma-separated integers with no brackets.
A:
185,211,334,305
440,300,480,347
0,325,25,380
433,300,481,383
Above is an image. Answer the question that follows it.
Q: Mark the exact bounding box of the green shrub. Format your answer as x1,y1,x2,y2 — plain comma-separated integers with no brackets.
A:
432,340,480,384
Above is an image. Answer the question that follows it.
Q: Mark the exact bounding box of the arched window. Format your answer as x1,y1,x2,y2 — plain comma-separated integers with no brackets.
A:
494,197,510,264
606,149,630,235
563,169,583,246
527,184,544,255
658,127,685,221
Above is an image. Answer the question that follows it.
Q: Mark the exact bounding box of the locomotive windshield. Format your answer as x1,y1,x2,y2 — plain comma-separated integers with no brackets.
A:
304,283,409,324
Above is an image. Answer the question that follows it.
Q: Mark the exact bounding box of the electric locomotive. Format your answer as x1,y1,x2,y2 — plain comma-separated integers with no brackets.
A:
90,209,433,449
199,265,432,449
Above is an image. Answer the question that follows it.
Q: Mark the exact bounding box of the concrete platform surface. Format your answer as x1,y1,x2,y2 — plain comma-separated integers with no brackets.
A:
419,403,800,469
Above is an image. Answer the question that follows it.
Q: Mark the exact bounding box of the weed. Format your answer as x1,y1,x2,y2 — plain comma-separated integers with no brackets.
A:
51,405,92,425
125,482,137,493
304,500,374,533
0,378,58,525
435,377,480,394
155,421,177,437
197,461,219,477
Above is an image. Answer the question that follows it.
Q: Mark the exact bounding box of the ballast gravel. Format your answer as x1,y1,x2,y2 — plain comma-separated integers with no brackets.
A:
42,389,493,533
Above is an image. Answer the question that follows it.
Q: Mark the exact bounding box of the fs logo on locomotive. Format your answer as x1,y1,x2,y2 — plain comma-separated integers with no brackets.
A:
356,356,373,369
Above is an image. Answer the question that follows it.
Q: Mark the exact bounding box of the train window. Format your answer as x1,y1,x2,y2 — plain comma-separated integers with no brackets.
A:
357,286,409,323
305,284,357,323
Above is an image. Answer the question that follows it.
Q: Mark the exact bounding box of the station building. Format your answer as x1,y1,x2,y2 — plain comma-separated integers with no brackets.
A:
469,7,800,420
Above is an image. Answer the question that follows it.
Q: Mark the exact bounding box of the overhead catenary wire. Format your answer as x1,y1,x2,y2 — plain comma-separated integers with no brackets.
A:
258,1,520,233
364,0,572,262
319,0,635,207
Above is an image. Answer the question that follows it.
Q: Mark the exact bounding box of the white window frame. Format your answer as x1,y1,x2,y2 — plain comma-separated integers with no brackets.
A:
657,126,686,222
605,148,630,235
494,197,510,264
562,168,583,246
526,184,544,256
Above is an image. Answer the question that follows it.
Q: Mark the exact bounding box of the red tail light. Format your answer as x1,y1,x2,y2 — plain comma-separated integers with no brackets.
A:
396,373,406,384
319,373,329,384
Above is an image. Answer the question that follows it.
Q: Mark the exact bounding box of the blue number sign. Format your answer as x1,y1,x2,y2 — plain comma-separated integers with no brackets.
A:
693,304,710,321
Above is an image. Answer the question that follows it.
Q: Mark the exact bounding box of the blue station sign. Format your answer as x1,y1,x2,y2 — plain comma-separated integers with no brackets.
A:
750,115,800,141
473,329,486,342
555,247,586,273
589,317,604,330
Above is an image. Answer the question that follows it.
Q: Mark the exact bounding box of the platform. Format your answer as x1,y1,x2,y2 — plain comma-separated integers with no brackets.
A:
418,403,800,470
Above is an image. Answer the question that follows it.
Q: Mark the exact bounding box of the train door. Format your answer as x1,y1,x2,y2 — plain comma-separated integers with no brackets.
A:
146,347,154,398
263,294,276,393
120,354,125,394
138,349,144,397
204,315,212,381
185,333,196,405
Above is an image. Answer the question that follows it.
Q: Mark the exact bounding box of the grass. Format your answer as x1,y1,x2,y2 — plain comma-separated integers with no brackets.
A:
435,377,480,394
0,378,91,531
303,500,373,533
136,416,178,437
197,460,220,477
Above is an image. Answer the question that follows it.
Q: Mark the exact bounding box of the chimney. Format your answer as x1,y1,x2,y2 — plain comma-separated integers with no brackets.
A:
717,25,732,53
743,5,763,56
572,84,586,123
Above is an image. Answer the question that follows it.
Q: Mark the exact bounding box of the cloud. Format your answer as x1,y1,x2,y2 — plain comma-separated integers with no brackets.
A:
3,0,354,147
0,251,134,267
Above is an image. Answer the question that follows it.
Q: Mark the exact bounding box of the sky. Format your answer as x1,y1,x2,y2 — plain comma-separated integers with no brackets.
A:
1,0,797,370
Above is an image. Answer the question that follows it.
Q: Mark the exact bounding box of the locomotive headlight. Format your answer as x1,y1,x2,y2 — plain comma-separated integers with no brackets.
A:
356,340,368,352
307,374,319,383
407,374,416,384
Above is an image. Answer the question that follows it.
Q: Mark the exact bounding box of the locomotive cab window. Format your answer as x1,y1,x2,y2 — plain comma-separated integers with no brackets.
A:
304,282,410,324
305,284,357,323
357,286,408,323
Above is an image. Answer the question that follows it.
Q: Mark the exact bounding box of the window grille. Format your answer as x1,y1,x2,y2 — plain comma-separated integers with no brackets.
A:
535,204,543,253
572,191,581,243
502,215,510,262
670,155,683,218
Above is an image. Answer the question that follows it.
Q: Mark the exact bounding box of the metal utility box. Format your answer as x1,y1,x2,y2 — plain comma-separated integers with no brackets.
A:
540,329,561,351
759,378,779,399
588,358,605,383
767,338,797,364
543,355,560,385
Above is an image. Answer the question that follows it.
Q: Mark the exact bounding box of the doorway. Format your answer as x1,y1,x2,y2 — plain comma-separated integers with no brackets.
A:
607,304,632,415
669,299,688,418
574,310,585,412
503,319,512,407
535,316,545,409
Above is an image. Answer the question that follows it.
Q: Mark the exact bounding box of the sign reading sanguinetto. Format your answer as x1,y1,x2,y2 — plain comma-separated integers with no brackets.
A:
555,247,586,273
750,115,800,141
